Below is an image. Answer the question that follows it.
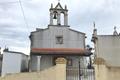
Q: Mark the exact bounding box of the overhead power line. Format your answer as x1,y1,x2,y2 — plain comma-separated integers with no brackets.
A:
0,0,30,33
18,0,30,33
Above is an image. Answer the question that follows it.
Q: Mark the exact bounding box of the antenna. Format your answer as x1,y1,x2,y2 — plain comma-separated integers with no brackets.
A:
58,0,60,2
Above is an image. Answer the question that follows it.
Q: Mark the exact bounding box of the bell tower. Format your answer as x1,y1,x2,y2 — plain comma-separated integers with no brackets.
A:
49,2,68,26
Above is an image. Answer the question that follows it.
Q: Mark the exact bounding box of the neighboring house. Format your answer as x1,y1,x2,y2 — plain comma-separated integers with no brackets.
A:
29,2,93,80
1,48,28,77
0,47,3,76
92,26,120,66
92,26,120,80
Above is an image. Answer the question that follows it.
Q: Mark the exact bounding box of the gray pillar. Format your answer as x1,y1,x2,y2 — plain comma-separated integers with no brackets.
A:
64,13,68,26
37,56,41,71
57,12,61,25
50,12,53,25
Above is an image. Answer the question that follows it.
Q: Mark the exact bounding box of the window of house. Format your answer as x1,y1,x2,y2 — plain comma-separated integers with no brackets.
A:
67,59,72,66
56,36,63,44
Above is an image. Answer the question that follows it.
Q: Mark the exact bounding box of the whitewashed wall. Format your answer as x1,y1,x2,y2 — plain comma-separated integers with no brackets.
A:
30,26,85,48
30,55,87,71
2,52,21,76
40,55,53,70
30,56,38,71
1,51,28,76
21,54,29,72
30,26,86,71
95,35,120,66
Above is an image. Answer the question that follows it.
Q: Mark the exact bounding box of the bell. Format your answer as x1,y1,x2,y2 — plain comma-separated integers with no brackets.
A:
53,14,57,19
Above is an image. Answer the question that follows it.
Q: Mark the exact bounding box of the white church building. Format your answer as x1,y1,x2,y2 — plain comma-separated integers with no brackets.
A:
29,3,92,79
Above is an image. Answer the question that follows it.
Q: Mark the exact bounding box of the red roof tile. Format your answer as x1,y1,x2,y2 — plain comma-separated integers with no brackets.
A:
31,48,91,55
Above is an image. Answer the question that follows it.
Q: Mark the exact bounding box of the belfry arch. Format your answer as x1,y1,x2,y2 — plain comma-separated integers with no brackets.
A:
49,3,68,26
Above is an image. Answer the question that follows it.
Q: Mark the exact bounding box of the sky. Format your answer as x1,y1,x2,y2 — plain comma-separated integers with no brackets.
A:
0,0,120,55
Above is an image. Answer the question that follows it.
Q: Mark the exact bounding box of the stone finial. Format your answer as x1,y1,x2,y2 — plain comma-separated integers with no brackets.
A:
51,3,53,8
65,5,67,9
55,57,67,64
91,22,97,43
93,22,97,34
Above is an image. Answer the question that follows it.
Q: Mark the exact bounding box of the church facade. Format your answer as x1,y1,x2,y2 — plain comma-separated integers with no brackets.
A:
29,2,92,72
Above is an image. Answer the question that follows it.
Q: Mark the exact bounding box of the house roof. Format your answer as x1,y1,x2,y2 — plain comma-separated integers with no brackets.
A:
4,50,28,56
30,27,85,35
69,28,85,35
31,48,92,56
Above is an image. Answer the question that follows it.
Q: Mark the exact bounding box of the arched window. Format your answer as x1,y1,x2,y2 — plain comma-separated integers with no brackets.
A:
53,11,58,25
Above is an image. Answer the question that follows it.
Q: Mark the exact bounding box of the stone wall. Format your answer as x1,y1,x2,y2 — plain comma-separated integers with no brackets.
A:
94,58,120,80
0,58,66,80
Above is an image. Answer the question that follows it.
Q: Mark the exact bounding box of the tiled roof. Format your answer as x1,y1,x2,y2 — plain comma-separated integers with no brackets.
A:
31,48,92,56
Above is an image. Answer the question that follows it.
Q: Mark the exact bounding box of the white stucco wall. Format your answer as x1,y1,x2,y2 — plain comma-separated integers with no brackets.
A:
30,55,55,71
30,56,38,71
95,35,120,66
30,26,85,49
30,26,86,71
1,51,28,76
2,52,22,76
40,55,53,70
21,55,28,72
30,55,88,71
